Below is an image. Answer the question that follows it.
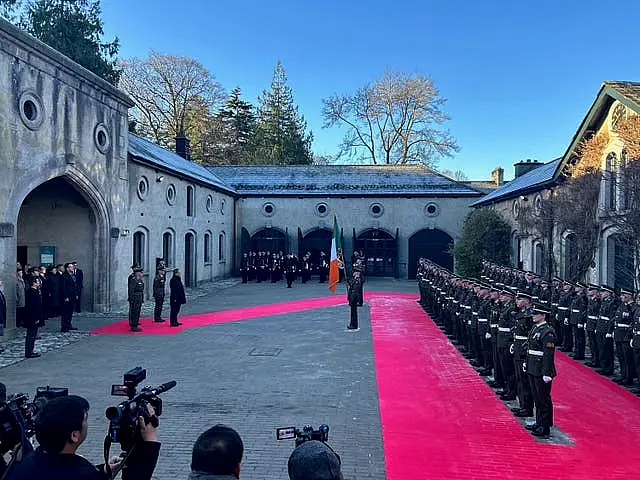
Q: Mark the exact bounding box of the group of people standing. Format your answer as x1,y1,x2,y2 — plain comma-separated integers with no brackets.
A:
417,258,557,438
0,261,83,358
239,250,331,287
127,261,186,333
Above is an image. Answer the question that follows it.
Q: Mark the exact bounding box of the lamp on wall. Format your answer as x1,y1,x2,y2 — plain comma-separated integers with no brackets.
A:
121,229,130,237
156,175,164,183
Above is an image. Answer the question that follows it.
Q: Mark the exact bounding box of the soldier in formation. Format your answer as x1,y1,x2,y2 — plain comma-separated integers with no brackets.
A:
238,249,350,288
416,257,640,437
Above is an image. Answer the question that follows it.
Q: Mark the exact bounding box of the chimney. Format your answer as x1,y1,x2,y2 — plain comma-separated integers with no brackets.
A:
175,135,191,161
514,159,543,178
491,167,504,186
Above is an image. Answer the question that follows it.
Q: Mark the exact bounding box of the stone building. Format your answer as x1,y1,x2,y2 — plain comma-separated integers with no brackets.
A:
0,18,235,332
472,81,640,289
210,165,483,279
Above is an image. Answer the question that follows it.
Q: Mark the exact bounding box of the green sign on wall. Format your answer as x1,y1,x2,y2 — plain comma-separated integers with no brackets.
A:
39,246,56,266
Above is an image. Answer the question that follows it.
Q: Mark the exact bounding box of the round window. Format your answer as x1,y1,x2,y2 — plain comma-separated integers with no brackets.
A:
262,202,275,217
137,176,149,200
369,203,384,218
18,91,44,130
94,123,111,154
425,203,439,217
206,195,213,213
315,202,329,217
166,184,176,205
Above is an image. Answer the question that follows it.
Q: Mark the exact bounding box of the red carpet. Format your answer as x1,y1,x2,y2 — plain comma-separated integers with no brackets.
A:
369,294,640,480
91,295,350,334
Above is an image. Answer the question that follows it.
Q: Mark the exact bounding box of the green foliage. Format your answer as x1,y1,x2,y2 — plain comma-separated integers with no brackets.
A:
453,208,512,277
214,87,256,164
21,0,120,85
253,61,313,165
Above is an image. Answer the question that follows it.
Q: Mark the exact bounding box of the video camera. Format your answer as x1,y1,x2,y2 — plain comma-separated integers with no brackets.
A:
105,367,176,452
0,386,68,454
276,424,329,448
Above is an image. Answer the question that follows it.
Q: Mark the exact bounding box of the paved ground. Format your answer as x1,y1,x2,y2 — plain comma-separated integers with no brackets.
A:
0,277,406,480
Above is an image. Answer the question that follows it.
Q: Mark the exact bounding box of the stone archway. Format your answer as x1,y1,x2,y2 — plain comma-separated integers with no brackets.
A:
408,228,454,279
16,175,109,312
302,228,332,267
356,229,397,277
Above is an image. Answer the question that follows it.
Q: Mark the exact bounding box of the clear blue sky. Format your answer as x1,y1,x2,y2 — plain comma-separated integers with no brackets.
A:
101,0,640,179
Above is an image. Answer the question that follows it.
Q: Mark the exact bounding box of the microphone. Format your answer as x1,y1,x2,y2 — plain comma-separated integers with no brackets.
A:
150,380,176,395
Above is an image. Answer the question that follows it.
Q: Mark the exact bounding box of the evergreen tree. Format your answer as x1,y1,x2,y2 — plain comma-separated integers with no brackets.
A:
254,61,313,165
215,87,256,164
21,0,120,85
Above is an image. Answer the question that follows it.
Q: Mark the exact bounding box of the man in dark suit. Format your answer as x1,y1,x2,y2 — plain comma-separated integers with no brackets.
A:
60,263,78,332
169,269,186,327
72,261,84,313
24,275,44,358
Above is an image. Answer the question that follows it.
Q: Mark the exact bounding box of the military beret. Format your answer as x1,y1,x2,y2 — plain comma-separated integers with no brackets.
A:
133,267,143,273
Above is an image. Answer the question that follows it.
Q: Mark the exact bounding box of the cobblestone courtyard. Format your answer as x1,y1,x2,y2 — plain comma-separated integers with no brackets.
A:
0,279,408,480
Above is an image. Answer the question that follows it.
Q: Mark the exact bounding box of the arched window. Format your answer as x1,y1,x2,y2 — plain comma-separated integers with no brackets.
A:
533,241,544,276
187,185,195,217
218,232,226,261
620,150,630,211
204,232,212,264
606,153,618,211
133,230,147,269
162,231,174,267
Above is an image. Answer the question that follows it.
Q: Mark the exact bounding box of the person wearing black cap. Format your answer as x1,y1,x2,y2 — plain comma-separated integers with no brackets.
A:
569,283,588,360
288,440,343,480
128,267,145,332
613,288,636,385
596,286,617,376
525,305,557,437
585,285,602,368
511,292,534,417
152,268,166,323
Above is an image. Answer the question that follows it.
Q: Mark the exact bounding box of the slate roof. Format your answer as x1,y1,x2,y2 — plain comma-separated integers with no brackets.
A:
471,158,561,207
605,81,640,108
128,134,237,195
207,165,484,197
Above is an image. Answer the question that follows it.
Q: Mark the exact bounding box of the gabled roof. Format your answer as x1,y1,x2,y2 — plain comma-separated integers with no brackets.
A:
207,165,484,197
128,134,237,196
554,81,640,179
471,158,561,207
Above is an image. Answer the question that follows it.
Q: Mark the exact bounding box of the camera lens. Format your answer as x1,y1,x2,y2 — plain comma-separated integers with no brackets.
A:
105,406,120,420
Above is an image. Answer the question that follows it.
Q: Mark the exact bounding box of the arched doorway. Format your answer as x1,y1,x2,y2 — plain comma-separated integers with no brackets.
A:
17,177,96,310
356,229,396,277
251,228,287,253
408,228,454,279
302,229,332,266
185,232,197,287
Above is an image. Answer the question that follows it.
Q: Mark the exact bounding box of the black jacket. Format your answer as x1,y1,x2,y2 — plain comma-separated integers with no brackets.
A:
46,273,60,308
6,441,161,480
23,288,43,328
75,269,84,290
0,288,6,327
170,276,186,305
60,273,77,304
153,275,166,299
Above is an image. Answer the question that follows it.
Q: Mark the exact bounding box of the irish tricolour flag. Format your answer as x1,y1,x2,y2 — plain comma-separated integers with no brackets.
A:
329,216,341,293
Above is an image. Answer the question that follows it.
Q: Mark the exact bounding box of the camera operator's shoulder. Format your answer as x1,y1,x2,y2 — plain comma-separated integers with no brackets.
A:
6,450,108,480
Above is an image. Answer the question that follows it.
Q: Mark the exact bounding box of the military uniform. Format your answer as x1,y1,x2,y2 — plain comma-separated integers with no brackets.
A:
512,304,534,415
585,287,601,368
152,271,165,323
284,254,298,288
631,304,640,383
557,284,573,352
526,311,557,436
497,295,517,399
613,290,636,385
128,269,145,332
596,289,617,375
346,271,362,330
569,286,588,360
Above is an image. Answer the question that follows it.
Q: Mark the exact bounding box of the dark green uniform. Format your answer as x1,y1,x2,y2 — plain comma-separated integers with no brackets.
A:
513,308,533,414
613,301,635,384
128,275,145,330
526,321,557,432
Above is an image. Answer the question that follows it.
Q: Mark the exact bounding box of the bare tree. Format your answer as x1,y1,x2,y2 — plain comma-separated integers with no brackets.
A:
119,52,225,158
322,70,458,167
440,169,469,181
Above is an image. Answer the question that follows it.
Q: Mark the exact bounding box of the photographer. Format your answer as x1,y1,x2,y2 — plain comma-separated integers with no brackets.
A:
188,425,243,479
6,395,160,480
